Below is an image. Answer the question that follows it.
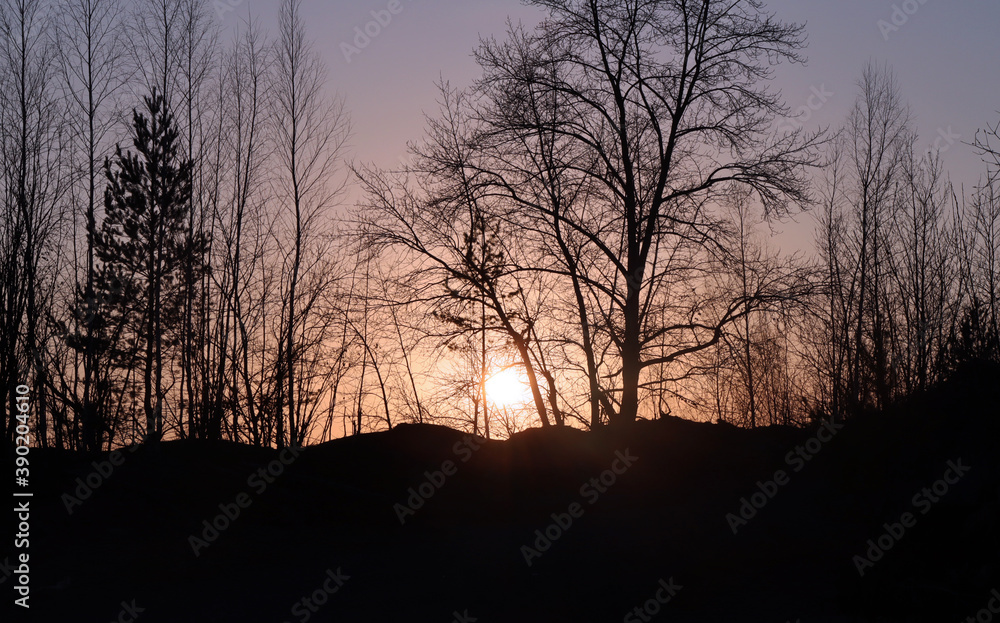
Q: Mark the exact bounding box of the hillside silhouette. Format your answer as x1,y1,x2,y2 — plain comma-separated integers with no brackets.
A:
23,364,1000,622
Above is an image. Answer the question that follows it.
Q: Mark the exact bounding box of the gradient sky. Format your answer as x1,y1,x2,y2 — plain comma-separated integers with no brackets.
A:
223,0,1000,249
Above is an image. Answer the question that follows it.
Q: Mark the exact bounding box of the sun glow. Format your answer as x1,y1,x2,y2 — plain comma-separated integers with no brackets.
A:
485,367,533,408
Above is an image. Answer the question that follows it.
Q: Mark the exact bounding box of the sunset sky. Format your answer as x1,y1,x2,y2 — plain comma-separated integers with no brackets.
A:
223,0,1000,227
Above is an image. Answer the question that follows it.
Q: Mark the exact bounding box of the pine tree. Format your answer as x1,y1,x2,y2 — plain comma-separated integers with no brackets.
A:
94,88,206,443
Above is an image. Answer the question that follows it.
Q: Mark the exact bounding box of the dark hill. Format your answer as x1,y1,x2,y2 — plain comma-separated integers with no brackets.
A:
18,370,1000,622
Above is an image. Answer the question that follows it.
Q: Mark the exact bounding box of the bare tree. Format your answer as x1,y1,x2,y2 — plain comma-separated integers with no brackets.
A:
360,1,821,429
842,62,911,412
811,138,853,421
212,15,272,444
886,148,956,393
172,0,219,439
969,117,1000,338
129,0,183,106
463,0,821,424
811,63,975,418
272,0,349,447
53,0,130,450
356,112,560,430
692,186,816,427
972,115,1000,188
0,0,67,446
949,144,1000,368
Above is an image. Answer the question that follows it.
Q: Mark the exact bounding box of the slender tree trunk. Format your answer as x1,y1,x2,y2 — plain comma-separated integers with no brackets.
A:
618,274,642,425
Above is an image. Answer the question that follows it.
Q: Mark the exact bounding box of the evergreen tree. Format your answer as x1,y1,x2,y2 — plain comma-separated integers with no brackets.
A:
94,89,206,443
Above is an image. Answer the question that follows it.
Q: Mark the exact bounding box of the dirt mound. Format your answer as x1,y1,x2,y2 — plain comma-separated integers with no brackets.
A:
22,374,1000,622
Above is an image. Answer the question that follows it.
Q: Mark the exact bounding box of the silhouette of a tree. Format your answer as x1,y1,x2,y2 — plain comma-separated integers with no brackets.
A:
95,89,206,442
363,0,822,426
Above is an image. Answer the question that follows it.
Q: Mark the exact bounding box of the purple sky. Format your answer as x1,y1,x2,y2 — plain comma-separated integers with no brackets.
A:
227,0,1000,248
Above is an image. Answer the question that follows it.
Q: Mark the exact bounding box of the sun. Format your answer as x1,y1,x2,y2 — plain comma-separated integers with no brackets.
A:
485,367,533,408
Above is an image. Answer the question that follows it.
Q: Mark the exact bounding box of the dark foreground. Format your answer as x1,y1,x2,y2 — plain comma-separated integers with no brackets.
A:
16,370,1000,622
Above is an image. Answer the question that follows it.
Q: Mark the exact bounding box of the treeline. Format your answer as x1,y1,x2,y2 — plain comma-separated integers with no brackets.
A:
1,0,351,450
709,65,1000,428
355,6,1000,433
2,0,998,451
805,66,1000,423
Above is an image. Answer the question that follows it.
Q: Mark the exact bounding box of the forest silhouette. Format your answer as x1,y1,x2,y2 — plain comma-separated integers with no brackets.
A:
2,0,999,620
